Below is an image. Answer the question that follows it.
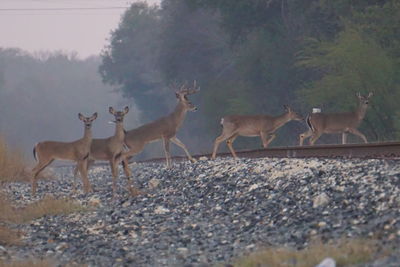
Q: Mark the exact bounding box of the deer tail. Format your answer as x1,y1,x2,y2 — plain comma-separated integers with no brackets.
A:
306,115,315,132
33,143,38,161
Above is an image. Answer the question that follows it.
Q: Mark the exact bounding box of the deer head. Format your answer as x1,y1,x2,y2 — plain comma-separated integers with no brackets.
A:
356,92,373,106
109,106,129,123
283,105,303,121
78,112,98,128
175,80,200,112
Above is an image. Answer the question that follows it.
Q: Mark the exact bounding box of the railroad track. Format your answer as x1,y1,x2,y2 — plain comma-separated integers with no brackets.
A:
138,141,400,163
54,142,400,168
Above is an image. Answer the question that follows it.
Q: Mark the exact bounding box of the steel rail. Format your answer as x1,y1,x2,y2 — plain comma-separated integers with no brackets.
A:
137,141,400,163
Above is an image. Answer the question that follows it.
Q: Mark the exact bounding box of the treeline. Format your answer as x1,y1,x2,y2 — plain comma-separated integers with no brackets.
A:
100,0,400,152
0,49,134,157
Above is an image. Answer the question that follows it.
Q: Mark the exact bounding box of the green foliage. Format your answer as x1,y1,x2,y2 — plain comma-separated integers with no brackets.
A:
297,26,399,140
99,2,164,119
98,0,400,151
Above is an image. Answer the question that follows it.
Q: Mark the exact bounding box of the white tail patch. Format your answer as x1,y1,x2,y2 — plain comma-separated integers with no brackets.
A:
33,143,39,161
312,108,321,113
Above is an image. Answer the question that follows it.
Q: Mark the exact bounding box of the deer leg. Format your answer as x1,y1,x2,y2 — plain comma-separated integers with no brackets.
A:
77,159,91,194
72,165,79,193
170,137,196,163
226,134,239,159
72,159,93,193
110,157,119,197
120,145,146,190
31,158,54,196
212,135,227,160
299,130,313,146
342,132,348,144
309,132,322,146
212,129,237,159
348,128,368,143
162,137,172,168
261,132,276,148
121,158,133,184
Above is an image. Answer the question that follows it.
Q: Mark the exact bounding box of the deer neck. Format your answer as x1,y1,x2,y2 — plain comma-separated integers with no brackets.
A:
82,127,93,142
114,122,125,141
170,101,187,129
271,112,291,129
355,103,368,120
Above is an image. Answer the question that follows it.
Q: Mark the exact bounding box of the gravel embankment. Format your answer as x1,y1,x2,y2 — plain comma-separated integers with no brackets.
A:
1,157,400,266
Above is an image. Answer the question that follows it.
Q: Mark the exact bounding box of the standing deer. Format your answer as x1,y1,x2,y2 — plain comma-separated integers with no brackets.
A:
299,92,373,146
120,81,199,180
32,112,98,195
212,105,303,159
74,106,129,196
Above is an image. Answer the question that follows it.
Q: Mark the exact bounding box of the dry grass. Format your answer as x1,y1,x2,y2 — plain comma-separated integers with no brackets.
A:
128,185,146,197
0,259,55,267
0,226,21,246
0,194,84,224
0,259,87,267
0,136,31,182
0,193,83,246
234,238,386,267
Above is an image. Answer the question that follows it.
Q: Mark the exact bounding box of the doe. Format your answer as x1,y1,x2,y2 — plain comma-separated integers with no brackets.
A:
299,92,373,146
212,105,303,159
32,112,97,195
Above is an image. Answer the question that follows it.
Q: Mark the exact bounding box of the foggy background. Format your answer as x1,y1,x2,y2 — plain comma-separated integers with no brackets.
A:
0,49,140,158
0,0,155,161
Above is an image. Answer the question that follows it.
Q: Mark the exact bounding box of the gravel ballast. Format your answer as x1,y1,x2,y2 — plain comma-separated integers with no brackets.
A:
1,157,400,266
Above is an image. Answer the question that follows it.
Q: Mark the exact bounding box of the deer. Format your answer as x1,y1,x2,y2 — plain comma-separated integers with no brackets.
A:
120,81,199,180
31,112,98,195
211,105,303,159
73,106,129,196
299,92,373,146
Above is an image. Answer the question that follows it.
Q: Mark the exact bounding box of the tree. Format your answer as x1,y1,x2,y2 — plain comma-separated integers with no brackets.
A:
99,2,164,120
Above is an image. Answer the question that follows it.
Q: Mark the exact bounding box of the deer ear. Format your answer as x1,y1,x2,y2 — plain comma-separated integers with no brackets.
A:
175,92,180,98
78,113,84,121
124,106,129,114
109,107,115,115
368,92,373,98
91,112,98,120
283,105,289,111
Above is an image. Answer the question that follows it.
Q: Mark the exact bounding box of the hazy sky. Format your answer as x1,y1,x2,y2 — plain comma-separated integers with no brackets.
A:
0,0,160,58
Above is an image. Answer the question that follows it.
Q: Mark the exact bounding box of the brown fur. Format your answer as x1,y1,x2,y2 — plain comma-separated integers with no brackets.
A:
212,105,303,159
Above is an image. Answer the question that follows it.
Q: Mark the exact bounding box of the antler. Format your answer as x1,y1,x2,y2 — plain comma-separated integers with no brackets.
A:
183,80,200,95
173,80,200,95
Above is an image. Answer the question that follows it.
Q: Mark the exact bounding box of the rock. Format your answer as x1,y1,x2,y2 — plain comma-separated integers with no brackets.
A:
315,257,336,267
88,196,101,207
154,206,170,214
148,178,161,190
313,193,330,208
2,157,400,266
199,156,208,161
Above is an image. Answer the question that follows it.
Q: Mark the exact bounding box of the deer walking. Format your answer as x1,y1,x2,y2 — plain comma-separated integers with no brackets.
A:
120,82,199,180
299,92,373,146
73,107,129,196
32,112,97,195
212,105,303,159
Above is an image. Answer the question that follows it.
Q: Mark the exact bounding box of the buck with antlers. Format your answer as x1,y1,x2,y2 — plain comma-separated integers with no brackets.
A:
73,106,129,196
120,81,199,179
32,112,97,195
212,105,303,159
299,92,373,146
